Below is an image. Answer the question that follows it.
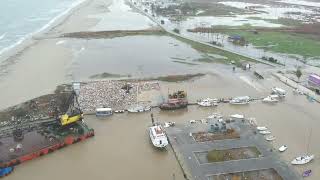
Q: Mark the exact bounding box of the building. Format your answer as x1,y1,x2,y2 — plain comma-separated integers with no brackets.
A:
228,35,246,45
308,74,320,94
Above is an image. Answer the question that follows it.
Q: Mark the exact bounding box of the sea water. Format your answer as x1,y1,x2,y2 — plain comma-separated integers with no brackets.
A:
0,0,85,61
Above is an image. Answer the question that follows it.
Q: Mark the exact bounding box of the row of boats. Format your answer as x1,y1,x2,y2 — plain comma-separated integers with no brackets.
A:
256,126,314,166
96,87,287,115
196,87,287,106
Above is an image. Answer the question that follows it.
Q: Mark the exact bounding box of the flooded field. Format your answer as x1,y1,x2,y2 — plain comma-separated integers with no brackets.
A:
63,35,234,81
138,0,320,66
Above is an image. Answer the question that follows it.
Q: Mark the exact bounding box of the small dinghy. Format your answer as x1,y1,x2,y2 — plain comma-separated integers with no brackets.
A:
279,145,288,152
265,135,276,141
197,98,218,107
259,130,271,135
230,114,244,120
257,126,268,131
164,122,175,128
262,96,279,103
291,155,314,165
114,110,125,113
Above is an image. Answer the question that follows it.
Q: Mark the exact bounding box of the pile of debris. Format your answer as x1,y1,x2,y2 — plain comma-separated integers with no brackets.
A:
78,81,138,112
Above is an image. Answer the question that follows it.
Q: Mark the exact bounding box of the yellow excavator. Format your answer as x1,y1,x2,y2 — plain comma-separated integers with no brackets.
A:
59,91,83,126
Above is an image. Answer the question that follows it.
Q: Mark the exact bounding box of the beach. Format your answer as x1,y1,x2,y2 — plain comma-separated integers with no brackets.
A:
0,0,320,179
0,0,111,109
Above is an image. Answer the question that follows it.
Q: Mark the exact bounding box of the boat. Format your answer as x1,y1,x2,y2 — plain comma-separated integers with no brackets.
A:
257,126,268,131
96,107,113,116
279,145,288,152
159,99,188,110
230,114,244,120
230,96,250,105
149,125,168,148
262,96,278,103
265,135,276,141
128,105,151,113
259,130,271,135
271,87,286,97
164,122,175,128
197,98,218,107
114,110,125,113
302,169,312,177
207,113,223,119
160,90,188,110
291,155,314,165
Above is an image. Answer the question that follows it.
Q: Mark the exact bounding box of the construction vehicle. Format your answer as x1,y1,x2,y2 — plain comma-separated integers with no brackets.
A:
168,90,187,99
58,91,83,126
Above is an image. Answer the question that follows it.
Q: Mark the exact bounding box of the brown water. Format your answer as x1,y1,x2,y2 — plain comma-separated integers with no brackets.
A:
4,74,320,180
64,35,233,81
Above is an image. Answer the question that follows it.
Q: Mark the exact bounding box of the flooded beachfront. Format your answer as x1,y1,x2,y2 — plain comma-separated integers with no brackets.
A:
65,35,203,80
1,0,320,179
4,74,320,179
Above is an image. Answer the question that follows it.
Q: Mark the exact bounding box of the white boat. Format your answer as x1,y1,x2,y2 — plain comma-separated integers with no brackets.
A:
164,122,175,128
230,114,244,120
230,96,250,105
291,155,314,165
149,125,168,148
265,135,276,141
128,105,151,113
207,113,223,119
262,96,279,103
259,130,271,135
271,87,286,97
257,126,268,131
114,110,125,113
279,145,288,152
96,108,113,116
198,98,218,107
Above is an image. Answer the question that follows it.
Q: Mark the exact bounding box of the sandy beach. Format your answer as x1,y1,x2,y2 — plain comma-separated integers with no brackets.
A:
0,0,111,109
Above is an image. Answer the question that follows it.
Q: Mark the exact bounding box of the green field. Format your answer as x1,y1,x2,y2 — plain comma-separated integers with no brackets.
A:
225,30,320,58
171,34,257,66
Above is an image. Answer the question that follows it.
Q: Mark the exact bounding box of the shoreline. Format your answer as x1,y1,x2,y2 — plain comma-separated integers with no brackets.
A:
0,0,94,66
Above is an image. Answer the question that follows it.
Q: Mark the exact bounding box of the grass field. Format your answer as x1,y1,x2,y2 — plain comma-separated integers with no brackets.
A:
225,30,320,58
171,34,257,66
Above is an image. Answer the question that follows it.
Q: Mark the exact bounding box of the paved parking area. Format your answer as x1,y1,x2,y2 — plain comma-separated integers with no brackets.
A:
166,119,301,180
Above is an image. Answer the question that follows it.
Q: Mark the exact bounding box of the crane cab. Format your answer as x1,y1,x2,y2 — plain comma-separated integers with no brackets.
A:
60,113,83,126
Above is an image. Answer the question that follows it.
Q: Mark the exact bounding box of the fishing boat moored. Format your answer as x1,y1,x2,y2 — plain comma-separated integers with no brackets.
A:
291,155,314,165
262,96,279,103
197,98,218,107
265,135,276,141
229,96,250,105
149,125,168,148
279,145,288,152
128,105,151,113
257,126,268,131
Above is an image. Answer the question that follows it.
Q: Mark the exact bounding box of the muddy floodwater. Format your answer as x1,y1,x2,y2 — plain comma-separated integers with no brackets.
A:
64,35,232,81
6,74,320,180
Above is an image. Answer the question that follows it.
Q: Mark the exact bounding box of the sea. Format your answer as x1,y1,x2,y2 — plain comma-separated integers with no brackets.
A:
0,0,85,62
